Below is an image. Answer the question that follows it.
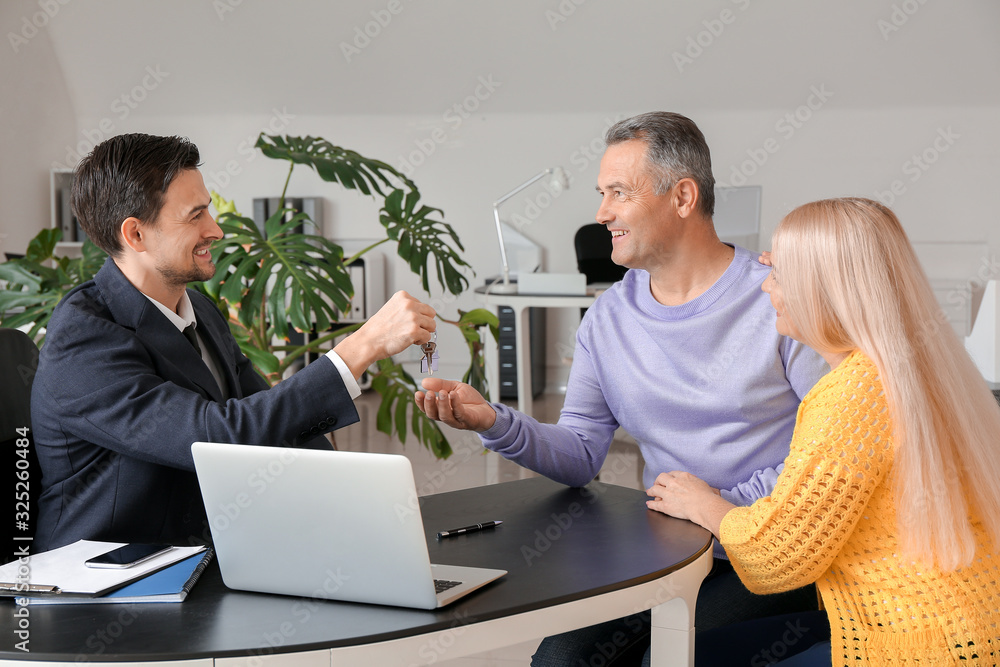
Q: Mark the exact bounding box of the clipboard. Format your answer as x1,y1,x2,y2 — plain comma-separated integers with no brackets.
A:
0,540,207,598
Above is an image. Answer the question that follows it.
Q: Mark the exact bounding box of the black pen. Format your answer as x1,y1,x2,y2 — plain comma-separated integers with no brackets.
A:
437,520,503,539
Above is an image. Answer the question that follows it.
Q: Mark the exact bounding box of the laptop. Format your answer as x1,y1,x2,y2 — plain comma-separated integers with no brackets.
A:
190,442,507,610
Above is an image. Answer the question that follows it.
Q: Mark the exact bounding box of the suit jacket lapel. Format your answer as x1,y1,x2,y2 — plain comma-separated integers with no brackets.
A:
189,292,241,399
94,258,225,403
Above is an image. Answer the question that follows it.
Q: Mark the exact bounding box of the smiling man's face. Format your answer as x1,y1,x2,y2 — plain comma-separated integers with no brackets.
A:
594,139,681,273
140,168,222,289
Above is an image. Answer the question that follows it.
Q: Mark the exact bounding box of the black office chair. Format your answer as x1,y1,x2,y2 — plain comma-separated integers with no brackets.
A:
575,223,627,285
575,224,627,319
1,329,40,561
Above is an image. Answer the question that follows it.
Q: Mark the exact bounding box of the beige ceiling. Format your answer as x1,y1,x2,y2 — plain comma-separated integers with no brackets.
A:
36,0,1000,120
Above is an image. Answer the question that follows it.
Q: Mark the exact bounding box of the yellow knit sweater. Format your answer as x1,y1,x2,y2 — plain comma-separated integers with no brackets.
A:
720,350,999,665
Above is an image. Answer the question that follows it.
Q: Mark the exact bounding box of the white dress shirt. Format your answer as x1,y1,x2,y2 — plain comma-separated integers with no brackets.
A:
142,291,361,400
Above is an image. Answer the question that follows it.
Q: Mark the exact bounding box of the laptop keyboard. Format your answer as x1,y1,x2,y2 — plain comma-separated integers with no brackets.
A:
434,579,463,594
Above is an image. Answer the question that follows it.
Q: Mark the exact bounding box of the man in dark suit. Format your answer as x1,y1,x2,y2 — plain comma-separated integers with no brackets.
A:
32,133,436,551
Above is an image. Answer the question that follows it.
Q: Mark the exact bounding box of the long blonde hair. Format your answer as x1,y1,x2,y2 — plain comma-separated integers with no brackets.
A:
772,197,1000,570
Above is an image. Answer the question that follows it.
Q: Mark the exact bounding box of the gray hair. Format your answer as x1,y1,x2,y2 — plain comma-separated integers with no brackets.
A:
605,112,715,218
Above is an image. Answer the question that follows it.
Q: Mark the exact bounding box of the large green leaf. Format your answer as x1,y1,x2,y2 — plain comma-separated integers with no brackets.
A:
227,318,281,380
453,309,499,396
74,240,110,283
0,234,107,343
203,209,354,342
380,188,471,295
455,308,500,343
24,228,61,262
202,137,485,460
0,261,44,290
258,134,472,296
256,134,415,197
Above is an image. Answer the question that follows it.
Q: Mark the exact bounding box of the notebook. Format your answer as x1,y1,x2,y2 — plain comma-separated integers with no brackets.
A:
27,549,214,604
190,442,507,610
0,540,207,598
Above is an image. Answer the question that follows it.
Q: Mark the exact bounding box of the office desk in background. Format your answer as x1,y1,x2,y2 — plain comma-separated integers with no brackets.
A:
1,477,712,667
476,285,602,417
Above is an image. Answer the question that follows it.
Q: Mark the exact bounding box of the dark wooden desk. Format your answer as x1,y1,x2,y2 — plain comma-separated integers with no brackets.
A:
1,477,713,666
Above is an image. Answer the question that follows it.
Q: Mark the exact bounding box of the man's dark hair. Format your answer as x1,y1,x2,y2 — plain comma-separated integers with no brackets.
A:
605,112,715,218
72,134,202,256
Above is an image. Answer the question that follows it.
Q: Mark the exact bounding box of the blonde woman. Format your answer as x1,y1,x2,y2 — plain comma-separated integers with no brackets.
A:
648,197,1000,665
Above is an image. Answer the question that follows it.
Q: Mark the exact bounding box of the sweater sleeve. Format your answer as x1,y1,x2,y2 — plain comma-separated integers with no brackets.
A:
781,335,830,400
34,291,358,471
721,463,784,506
718,334,829,506
478,318,619,488
719,353,894,594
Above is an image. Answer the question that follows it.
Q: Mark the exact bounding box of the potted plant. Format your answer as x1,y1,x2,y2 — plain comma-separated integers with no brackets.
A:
0,134,497,459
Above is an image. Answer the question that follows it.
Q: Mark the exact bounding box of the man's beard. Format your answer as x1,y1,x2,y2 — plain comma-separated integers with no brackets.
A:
156,257,216,286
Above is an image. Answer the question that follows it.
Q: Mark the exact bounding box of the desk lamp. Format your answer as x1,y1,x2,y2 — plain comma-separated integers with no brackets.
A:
491,167,570,294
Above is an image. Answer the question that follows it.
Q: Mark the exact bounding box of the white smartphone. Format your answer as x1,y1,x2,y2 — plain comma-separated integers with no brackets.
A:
84,543,174,569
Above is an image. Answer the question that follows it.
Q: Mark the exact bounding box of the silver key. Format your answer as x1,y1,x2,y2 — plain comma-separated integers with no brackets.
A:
421,332,437,376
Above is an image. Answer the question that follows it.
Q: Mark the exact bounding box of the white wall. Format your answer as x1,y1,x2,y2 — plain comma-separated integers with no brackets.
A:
87,106,1000,384
0,0,76,258
5,0,1000,386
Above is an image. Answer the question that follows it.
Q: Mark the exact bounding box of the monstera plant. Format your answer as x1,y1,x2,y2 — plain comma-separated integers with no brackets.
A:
0,229,106,340
0,134,498,459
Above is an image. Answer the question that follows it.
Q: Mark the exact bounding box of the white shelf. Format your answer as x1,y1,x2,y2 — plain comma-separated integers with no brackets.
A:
50,168,86,246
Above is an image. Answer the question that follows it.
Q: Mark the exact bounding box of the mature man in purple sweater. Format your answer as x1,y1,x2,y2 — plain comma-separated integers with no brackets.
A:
416,112,829,665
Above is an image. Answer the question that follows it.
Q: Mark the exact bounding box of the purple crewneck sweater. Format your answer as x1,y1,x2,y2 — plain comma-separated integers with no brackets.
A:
481,245,828,509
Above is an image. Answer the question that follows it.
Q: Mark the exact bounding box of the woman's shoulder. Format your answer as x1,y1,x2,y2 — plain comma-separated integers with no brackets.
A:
802,350,886,413
795,350,893,468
